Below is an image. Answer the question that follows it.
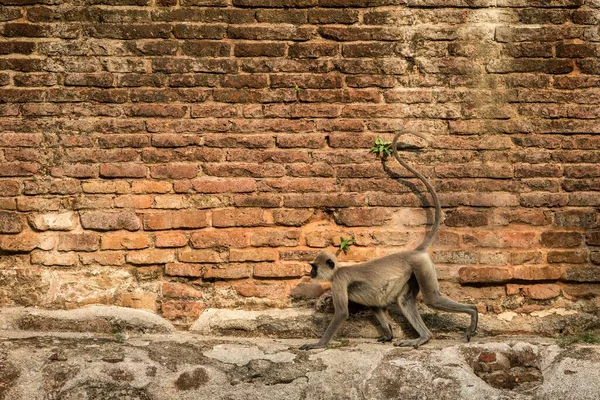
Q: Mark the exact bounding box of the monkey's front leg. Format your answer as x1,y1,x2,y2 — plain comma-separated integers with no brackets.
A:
301,286,349,350
300,308,349,350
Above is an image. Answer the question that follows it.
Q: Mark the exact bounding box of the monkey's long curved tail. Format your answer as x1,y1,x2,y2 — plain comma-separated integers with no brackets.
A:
391,131,440,252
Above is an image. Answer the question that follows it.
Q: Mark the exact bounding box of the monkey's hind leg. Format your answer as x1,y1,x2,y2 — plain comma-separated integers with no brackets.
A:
414,258,478,341
394,276,432,349
371,307,393,343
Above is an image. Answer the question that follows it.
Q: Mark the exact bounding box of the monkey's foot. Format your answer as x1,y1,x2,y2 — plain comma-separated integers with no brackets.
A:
465,330,474,342
393,337,430,349
299,343,325,350
377,335,393,343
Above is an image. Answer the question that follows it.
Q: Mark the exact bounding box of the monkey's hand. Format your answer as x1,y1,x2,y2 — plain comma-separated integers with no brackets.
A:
299,343,325,350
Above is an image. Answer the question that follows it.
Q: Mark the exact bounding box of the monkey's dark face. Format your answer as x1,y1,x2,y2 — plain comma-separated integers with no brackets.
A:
309,251,337,281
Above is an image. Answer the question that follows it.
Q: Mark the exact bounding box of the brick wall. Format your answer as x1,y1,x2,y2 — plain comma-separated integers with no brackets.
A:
0,0,599,326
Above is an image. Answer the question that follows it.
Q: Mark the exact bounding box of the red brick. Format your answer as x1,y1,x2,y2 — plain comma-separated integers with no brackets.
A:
547,251,588,264
333,208,392,227
250,229,301,247
131,181,172,194
180,178,256,194
100,163,146,178
178,249,227,263
161,300,205,323
150,164,199,179
155,231,188,248
0,181,20,197
273,209,314,226
190,230,250,249
0,162,40,177
230,248,278,262
31,251,78,267
57,233,99,251
290,281,329,299
127,249,175,265
165,263,203,278
143,211,208,230
540,231,582,248
563,266,600,282
81,241,122,264
0,231,54,252
212,208,268,228
458,267,513,284
101,232,152,250
204,264,253,280
512,265,563,281
0,212,23,233
80,211,141,231
254,263,305,278
162,282,203,299
478,352,497,363
463,231,537,249
232,279,290,300
114,195,153,209
234,43,287,57
520,284,562,300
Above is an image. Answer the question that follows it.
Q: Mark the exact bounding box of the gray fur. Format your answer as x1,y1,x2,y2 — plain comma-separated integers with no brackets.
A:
300,133,478,350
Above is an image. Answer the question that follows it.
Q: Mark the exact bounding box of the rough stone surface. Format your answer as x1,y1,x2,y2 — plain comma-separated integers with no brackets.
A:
0,306,175,334
0,330,599,400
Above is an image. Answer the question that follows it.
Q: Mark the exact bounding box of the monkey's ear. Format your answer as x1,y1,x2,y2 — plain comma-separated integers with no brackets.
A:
326,259,335,268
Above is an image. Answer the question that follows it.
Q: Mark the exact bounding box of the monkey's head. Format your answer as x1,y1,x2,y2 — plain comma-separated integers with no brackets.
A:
309,251,338,281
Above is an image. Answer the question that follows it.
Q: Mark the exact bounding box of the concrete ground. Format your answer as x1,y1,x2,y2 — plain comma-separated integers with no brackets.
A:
0,306,599,400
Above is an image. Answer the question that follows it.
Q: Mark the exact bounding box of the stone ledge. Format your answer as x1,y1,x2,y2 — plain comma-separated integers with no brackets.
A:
0,331,599,400
0,305,175,334
191,307,600,340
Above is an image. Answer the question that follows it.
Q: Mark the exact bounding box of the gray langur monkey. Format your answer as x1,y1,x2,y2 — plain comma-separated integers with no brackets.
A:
300,132,478,350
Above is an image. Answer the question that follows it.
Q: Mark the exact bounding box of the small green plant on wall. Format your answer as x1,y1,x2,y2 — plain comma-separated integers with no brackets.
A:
370,136,393,158
337,236,356,255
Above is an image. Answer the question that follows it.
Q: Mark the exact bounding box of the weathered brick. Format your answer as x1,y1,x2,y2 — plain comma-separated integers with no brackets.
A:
562,266,600,282
127,249,175,265
212,208,268,228
150,164,198,179
254,262,305,278
204,264,253,280
165,263,203,278
190,230,250,249
57,233,99,251
290,281,328,299
31,250,78,267
547,250,588,264
333,208,392,227
230,248,278,262
101,232,151,250
155,231,188,248
161,300,205,323
80,211,141,231
540,231,582,248
444,209,489,227
273,209,314,226
251,229,301,247
0,212,23,233
231,279,289,299
143,211,208,230
234,42,287,57
28,212,78,231
512,265,562,281
162,282,203,299
178,249,227,263
0,231,54,252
